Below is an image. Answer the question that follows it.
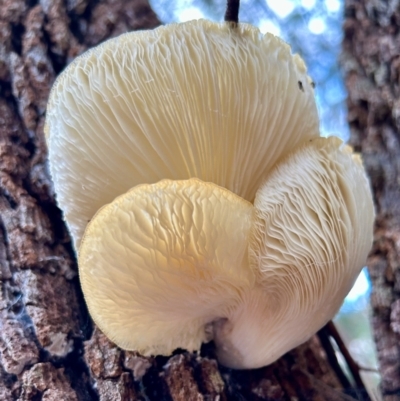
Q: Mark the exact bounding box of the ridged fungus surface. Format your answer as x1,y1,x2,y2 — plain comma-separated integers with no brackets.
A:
45,20,374,369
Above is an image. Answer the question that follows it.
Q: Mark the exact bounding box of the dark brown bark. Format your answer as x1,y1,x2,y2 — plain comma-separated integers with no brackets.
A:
0,0,370,399
343,1,400,400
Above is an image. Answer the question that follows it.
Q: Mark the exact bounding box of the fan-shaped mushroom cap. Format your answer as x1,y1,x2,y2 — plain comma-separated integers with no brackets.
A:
45,19,319,249
213,136,374,369
79,179,254,356
45,19,374,370
78,137,374,370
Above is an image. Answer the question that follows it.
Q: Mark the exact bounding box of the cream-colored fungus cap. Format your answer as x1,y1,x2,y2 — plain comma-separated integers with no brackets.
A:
78,137,374,369
79,179,254,356
45,19,375,370
212,137,374,369
45,20,319,249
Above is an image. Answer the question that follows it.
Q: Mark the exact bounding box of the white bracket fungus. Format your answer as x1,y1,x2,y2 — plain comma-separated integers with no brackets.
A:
45,20,374,369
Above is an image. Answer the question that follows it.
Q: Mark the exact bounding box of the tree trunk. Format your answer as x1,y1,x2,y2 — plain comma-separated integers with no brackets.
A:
342,1,400,400
0,0,373,399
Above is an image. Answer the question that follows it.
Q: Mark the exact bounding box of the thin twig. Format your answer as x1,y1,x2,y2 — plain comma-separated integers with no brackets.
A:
326,321,368,390
224,0,240,24
318,321,371,400
317,324,353,390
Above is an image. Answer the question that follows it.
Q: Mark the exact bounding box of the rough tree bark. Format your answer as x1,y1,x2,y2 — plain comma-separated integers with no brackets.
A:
0,0,375,400
343,1,400,400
